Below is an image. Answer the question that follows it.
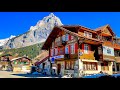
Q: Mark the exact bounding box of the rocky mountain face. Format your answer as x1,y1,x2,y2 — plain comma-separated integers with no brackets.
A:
3,13,63,49
0,35,16,49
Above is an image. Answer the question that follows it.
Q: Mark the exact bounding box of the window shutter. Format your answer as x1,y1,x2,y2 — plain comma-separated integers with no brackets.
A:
75,43,78,53
63,46,65,54
51,49,53,56
58,48,60,55
68,45,70,54
89,44,91,53
82,44,84,52
69,34,71,41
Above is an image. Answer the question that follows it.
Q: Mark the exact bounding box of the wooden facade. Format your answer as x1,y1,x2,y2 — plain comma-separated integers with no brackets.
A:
42,24,120,75
11,56,32,72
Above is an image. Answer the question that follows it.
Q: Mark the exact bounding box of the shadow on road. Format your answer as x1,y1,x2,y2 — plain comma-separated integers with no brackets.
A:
11,73,61,78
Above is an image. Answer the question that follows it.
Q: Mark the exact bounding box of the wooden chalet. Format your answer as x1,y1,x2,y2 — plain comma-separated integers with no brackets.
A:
0,54,13,70
42,24,120,76
11,56,32,72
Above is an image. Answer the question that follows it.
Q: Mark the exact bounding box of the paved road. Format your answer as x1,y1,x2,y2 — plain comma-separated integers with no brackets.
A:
0,71,59,78
0,71,27,78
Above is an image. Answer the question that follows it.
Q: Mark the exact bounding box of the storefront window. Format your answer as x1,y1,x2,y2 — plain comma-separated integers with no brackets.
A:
71,61,74,69
83,62,97,70
65,61,74,70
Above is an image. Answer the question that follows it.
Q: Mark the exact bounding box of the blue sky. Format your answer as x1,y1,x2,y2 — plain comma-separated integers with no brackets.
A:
0,12,120,39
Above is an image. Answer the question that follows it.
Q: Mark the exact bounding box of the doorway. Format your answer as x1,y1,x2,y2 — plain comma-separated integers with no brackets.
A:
57,64,61,75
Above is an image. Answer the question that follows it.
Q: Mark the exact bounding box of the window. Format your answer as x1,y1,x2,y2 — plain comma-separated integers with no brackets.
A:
51,49,54,56
89,33,92,38
71,43,75,54
83,62,97,70
62,35,66,41
71,61,74,69
71,35,74,40
65,34,69,41
84,44,89,54
65,61,75,70
107,48,111,54
52,42,54,48
98,46,102,54
84,31,87,37
55,48,58,55
65,45,69,54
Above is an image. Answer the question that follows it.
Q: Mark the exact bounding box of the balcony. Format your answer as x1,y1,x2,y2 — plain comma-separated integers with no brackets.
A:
55,41,67,47
80,51,95,60
64,54,70,59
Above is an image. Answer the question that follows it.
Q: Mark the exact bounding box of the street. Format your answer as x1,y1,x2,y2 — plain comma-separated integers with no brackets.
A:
0,71,59,78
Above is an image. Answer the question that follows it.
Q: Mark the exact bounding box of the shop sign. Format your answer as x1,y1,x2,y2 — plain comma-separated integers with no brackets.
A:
50,55,64,63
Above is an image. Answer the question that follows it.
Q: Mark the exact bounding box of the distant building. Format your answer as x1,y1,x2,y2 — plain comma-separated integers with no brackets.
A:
11,56,32,72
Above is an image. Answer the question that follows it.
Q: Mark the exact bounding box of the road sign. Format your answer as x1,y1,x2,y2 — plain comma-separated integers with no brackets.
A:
79,52,83,56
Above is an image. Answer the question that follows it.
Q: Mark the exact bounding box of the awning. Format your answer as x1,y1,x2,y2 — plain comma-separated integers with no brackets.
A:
81,59,98,62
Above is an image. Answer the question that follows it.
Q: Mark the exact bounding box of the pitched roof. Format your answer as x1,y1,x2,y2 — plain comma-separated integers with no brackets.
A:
95,24,115,36
42,25,103,50
95,24,109,31
11,56,32,61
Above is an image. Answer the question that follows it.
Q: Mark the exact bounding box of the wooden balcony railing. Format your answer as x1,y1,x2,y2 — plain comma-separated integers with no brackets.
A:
80,51,95,60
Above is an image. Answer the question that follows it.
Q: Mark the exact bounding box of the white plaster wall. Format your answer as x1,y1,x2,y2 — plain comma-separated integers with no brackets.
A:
64,70,74,74
101,62,113,75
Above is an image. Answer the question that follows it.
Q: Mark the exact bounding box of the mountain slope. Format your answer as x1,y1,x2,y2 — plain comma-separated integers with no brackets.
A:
0,43,44,59
3,13,63,49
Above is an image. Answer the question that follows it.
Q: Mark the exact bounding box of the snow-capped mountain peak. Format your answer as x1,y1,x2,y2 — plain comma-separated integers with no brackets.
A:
30,13,63,31
0,35,16,46
3,13,63,49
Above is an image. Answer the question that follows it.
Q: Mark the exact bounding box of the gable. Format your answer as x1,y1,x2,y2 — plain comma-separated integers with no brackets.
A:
103,27,112,36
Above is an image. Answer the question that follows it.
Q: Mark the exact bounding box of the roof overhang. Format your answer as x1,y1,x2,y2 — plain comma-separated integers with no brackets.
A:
42,26,103,50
